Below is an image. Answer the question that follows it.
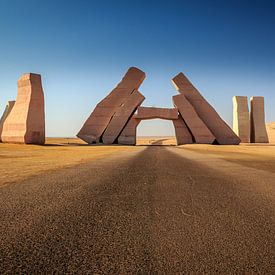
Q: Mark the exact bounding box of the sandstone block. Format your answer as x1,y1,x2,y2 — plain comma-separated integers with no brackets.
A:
102,90,145,144
266,122,275,144
250,96,268,143
233,96,250,143
172,73,240,145
0,101,15,142
1,74,45,144
118,117,141,145
135,107,178,120
173,94,215,144
173,116,193,145
77,67,145,143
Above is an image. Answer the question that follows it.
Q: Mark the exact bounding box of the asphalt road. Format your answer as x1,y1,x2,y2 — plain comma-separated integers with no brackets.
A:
0,146,274,273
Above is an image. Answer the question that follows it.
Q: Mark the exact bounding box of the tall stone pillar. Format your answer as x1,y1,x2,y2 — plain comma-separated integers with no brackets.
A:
1,73,45,144
250,97,268,143
233,96,250,143
0,101,15,142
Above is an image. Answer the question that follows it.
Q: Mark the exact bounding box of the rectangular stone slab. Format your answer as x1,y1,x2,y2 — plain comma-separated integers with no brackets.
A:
173,94,215,144
102,90,145,144
233,96,250,143
250,96,268,143
135,107,178,120
1,74,45,144
266,122,275,144
118,117,141,145
172,73,241,145
173,116,193,145
0,101,15,142
77,67,145,143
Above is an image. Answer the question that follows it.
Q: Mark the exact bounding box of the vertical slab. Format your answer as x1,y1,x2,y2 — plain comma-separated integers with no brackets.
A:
77,67,145,143
102,90,145,144
0,101,15,142
233,96,250,143
250,96,268,143
173,116,193,145
266,122,275,144
118,117,141,145
173,94,215,144
1,73,45,144
172,73,241,145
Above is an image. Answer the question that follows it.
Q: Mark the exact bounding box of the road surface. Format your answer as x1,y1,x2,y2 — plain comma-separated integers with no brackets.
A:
0,146,274,273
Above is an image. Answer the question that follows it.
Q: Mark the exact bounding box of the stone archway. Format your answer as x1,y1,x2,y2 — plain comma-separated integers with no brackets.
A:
77,66,241,145
118,107,193,145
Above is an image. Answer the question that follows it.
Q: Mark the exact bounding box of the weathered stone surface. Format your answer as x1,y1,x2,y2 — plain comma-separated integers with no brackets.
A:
250,97,268,143
172,73,241,145
173,94,215,144
118,117,141,145
102,90,145,144
233,96,250,143
135,107,178,120
77,67,145,143
0,101,15,142
1,73,45,144
266,122,275,144
173,116,193,145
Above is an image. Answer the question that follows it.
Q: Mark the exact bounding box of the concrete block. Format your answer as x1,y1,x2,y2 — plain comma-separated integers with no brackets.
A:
77,67,145,143
250,96,268,143
233,96,250,143
0,101,15,142
173,116,193,145
173,94,215,144
102,90,145,144
1,73,45,144
172,72,240,145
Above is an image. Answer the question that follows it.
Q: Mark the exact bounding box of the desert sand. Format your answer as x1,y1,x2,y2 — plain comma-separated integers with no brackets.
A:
0,138,275,273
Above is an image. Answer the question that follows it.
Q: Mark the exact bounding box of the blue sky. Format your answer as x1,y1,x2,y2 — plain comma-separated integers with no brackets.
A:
0,0,275,137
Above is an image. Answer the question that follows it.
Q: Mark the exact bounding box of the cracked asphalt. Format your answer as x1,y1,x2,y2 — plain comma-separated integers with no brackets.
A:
0,146,274,273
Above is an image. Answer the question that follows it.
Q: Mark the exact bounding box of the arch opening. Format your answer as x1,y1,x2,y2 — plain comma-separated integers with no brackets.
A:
136,118,177,145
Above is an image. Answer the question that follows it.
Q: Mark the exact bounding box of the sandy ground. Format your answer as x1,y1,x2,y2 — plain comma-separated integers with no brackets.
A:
0,138,135,186
0,140,275,273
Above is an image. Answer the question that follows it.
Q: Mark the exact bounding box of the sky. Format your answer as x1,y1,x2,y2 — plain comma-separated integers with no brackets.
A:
0,0,275,137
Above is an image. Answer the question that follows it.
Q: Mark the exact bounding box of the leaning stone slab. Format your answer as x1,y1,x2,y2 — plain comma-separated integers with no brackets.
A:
173,116,193,145
1,73,45,144
233,96,250,143
135,107,178,120
118,117,141,145
77,67,145,143
102,90,145,144
250,96,268,143
172,73,241,145
173,94,215,144
0,101,15,142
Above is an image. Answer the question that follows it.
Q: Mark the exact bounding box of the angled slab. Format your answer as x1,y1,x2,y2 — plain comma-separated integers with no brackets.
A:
102,90,145,144
250,96,268,143
135,107,178,120
1,73,45,144
173,116,193,145
118,117,141,145
0,101,15,142
77,67,145,143
173,94,215,144
233,96,250,143
172,73,240,145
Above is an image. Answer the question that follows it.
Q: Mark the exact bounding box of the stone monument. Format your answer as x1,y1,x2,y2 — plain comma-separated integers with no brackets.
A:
233,96,250,143
1,73,45,144
0,101,15,142
172,73,240,145
250,96,268,143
